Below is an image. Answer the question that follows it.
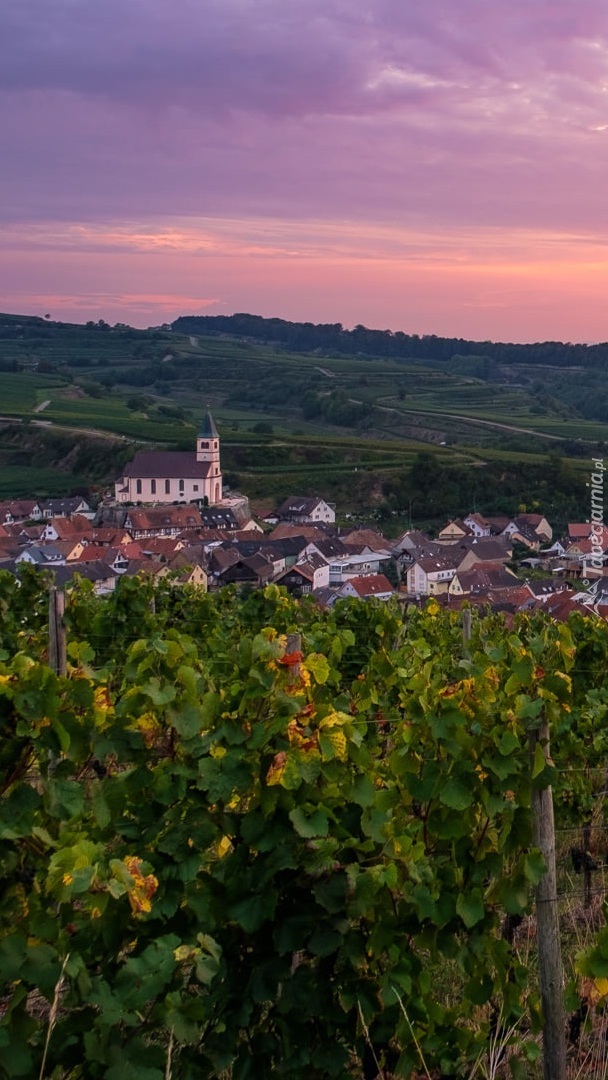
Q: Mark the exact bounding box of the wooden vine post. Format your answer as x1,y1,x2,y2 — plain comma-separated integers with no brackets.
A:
531,716,566,1080
48,586,67,678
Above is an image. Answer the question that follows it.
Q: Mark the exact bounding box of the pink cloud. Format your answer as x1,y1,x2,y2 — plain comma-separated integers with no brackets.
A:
1,0,608,341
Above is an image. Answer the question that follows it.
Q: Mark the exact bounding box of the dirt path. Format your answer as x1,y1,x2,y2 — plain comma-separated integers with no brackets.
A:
375,402,564,441
34,399,51,413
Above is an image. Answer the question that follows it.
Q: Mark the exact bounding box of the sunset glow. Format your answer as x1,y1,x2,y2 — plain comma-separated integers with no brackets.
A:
2,0,608,342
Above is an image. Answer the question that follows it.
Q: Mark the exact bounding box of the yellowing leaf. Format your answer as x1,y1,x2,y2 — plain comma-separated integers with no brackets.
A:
216,836,232,859
319,710,350,729
322,729,347,761
266,752,287,786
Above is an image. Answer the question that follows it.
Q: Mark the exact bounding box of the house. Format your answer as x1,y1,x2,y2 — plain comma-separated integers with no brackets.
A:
0,500,42,523
339,528,390,552
218,553,275,588
406,556,458,596
275,557,330,596
267,522,335,544
455,537,512,571
52,561,119,595
437,519,473,542
391,531,447,568
88,527,132,547
448,564,519,597
41,515,93,542
124,506,204,540
152,555,208,590
276,496,336,525
463,513,493,538
502,514,553,545
15,545,67,568
39,497,92,519
114,411,223,505
337,574,394,601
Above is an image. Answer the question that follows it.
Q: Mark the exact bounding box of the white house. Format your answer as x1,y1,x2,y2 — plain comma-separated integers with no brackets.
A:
276,496,336,525
114,411,222,506
406,556,457,596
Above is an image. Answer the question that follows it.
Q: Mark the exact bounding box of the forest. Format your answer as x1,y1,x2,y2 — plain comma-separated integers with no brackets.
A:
171,313,608,369
2,570,608,1077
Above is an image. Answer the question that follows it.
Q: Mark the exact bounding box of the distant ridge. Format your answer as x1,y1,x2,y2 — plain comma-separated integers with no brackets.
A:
172,312,608,368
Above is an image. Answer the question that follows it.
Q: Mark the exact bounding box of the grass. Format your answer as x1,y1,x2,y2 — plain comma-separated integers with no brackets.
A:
0,467,91,499
0,372,67,416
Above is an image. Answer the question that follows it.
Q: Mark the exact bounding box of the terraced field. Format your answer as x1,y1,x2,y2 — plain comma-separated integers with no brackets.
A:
0,312,605,517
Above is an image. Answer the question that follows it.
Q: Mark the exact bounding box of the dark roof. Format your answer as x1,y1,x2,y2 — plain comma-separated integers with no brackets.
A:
40,497,91,515
456,537,512,561
52,562,118,586
307,537,349,559
198,410,219,439
277,496,328,517
198,507,239,529
122,451,211,480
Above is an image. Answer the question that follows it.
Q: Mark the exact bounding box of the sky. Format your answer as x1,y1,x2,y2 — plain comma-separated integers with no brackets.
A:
1,0,608,343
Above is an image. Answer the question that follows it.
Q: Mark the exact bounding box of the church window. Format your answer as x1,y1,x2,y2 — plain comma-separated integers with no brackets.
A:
165,479,170,494
151,479,156,495
193,484,199,492
200,441,209,449
136,479,142,495
179,479,185,492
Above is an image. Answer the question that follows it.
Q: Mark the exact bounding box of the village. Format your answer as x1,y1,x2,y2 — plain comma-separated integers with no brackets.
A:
0,411,606,621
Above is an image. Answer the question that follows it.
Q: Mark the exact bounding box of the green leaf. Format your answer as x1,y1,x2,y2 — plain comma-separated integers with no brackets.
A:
308,924,343,956
522,850,546,884
0,784,40,839
464,974,493,1005
228,894,275,932
170,702,203,739
289,806,329,838
200,690,221,726
352,774,376,808
91,783,111,828
498,730,520,756
532,742,547,779
439,778,474,811
456,889,485,928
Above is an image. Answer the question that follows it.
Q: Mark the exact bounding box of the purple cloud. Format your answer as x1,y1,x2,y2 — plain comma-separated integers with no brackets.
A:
1,0,608,340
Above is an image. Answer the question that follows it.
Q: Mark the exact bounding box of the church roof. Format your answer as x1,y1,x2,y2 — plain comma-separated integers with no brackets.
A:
122,451,211,480
198,410,219,439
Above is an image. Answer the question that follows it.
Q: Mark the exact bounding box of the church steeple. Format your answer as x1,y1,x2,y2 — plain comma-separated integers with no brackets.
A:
196,411,222,502
198,410,219,441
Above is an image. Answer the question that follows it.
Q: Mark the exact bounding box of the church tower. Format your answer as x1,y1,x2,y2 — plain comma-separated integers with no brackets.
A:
196,410,222,504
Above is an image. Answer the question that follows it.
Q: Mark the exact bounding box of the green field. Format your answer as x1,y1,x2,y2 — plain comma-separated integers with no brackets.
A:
0,311,604,519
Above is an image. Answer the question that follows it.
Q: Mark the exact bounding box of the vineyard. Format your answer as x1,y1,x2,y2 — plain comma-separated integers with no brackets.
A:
3,570,608,1077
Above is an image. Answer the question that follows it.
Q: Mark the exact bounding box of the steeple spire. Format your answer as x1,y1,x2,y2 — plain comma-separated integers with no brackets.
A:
198,409,219,439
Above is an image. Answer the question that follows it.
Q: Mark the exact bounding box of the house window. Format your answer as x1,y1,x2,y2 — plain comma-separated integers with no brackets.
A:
136,479,142,495
179,479,185,493
151,479,156,495
165,479,170,494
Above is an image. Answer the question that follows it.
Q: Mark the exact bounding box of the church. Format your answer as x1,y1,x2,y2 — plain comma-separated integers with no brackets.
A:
114,411,223,506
